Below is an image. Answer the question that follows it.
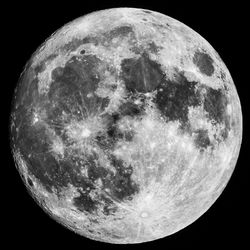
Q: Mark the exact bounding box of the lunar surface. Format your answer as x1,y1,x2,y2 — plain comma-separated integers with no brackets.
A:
10,8,242,244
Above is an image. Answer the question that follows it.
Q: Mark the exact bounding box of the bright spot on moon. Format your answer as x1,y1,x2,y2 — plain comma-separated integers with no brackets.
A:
140,212,149,218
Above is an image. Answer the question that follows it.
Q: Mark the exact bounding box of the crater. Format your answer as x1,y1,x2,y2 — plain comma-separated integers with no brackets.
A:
193,51,214,76
143,10,152,14
140,211,149,218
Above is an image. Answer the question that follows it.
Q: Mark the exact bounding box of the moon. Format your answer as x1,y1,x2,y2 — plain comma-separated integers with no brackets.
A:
10,8,242,244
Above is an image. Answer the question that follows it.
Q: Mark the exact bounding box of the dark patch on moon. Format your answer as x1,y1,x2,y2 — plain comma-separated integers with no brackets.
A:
106,155,139,201
33,54,58,75
147,41,162,54
80,36,100,46
71,153,138,213
222,114,231,139
143,10,152,14
154,71,201,126
108,26,134,39
27,177,33,187
120,53,164,93
104,119,134,143
85,153,109,182
194,129,211,150
52,65,80,84
119,101,144,117
195,86,230,143
101,195,118,216
80,49,86,55
193,51,215,76
61,36,99,52
23,155,57,193
49,55,109,117
203,87,228,124
73,189,98,213
95,102,141,151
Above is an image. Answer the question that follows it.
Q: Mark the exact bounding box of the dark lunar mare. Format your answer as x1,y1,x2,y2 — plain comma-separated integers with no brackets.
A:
193,51,215,76
147,41,163,54
193,129,211,150
120,53,164,93
106,26,134,40
11,53,140,215
203,87,228,124
203,86,231,142
104,155,139,202
154,70,201,127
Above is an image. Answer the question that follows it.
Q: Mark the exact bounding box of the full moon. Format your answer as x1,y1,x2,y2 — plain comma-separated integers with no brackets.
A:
10,8,242,244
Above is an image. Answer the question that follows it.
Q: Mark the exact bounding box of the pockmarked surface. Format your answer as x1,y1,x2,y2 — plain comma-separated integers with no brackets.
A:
10,8,242,244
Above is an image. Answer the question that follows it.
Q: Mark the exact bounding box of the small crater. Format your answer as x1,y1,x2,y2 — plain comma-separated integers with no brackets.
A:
80,49,86,55
143,10,152,14
140,211,149,218
27,177,33,187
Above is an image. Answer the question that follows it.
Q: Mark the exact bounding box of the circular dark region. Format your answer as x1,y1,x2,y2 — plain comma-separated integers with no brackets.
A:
193,51,215,76
120,53,164,93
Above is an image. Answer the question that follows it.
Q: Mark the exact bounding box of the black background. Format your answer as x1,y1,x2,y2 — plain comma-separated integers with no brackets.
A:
4,1,248,249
